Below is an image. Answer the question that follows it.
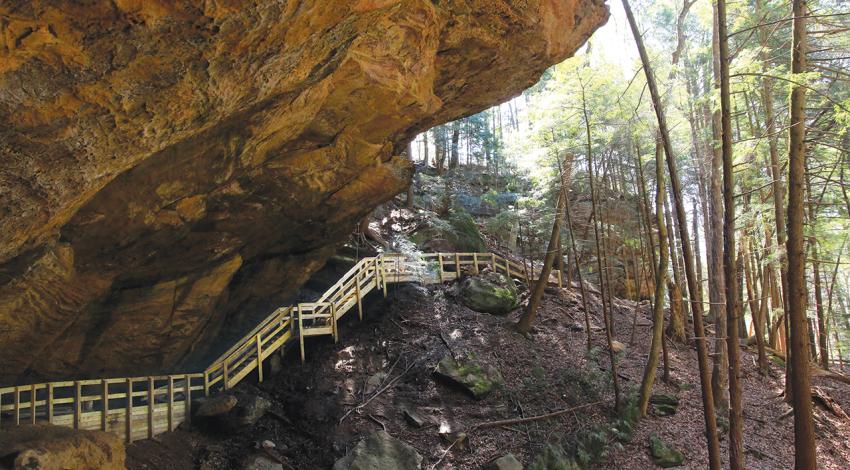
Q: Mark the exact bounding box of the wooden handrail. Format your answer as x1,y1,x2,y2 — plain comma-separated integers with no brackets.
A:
0,252,528,442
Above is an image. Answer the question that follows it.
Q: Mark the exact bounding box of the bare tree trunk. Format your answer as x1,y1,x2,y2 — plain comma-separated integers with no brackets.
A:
449,121,460,169
710,2,729,414
745,236,769,372
664,193,687,343
563,158,594,352
717,0,744,462
787,0,817,465
622,1,720,466
517,191,564,333
639,134,670,416
580,76,621,407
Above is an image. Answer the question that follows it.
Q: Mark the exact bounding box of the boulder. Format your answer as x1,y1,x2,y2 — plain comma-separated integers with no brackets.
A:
649,435,684,468
650,394,679,407
195,394,238,418
194,392,271,432
458,272,518,315
242,453,283,470
434,354,502,399
402,407,426,428
411,210,487,253
0,424,124,470
332,431,422,470
488,453,523,470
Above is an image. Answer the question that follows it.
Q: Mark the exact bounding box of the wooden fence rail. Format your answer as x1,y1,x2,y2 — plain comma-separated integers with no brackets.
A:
0,252,532,442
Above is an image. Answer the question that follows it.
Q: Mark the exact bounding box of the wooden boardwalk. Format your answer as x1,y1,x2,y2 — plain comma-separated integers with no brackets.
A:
0,252,534,442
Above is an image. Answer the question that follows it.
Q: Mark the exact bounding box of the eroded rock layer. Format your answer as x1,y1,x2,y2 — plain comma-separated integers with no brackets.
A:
0,0,608,383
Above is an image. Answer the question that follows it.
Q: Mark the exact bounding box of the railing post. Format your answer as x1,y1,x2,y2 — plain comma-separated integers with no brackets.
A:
223,359,230,390
203,371,210,397
74,381,81,429
331,303,338,342
381,257,388,297
557,269,563,288
47,383,54,424
13,386,19,425
298,304,306,363
126,378,133,443
30,384,36,425
256,334,263,383
438,254,444,282
147,377,154,439
473,253,479,274
102,379,109,431
167,376,174,432
454,253,461,278
355,269,363,321
184,374,192,425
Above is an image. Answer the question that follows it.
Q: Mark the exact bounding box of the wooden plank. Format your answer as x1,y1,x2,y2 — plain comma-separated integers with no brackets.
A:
47,383,53,424
184,374,192,426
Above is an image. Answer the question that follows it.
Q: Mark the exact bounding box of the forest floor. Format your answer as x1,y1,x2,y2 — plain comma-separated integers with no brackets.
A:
125,269,850,469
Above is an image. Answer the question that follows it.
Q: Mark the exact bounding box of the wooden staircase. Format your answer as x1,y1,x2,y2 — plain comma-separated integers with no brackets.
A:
0,252,534,442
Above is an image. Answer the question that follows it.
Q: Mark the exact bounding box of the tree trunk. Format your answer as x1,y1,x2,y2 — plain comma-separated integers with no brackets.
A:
622,1,721,466
664,193,687,343
449,121,460,169
562,156,593,351
639,133,670,417
787,0,817,465
517,189,564,333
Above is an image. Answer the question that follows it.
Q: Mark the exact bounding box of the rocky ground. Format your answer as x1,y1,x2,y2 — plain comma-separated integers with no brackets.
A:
124,266,850,469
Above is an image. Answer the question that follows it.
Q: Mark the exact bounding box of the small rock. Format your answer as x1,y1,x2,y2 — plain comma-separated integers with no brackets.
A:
260,440,276,450
230,394,272,428
333,431,422,470
195,394,238,417
434,354,502,400
402,407,426,428
653,404,677,416
365,372,388,395
488,453,523,470
611,341,627,353
438,431,469,452
242,453,282,470
649,435,684,468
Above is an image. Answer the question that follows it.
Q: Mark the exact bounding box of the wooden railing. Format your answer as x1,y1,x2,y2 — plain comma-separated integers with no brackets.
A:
0,252,533,442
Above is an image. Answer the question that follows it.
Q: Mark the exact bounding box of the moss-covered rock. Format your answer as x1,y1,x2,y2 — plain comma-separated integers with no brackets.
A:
434,354,502,399
649,435,684,468
411,209,487,253
332,431,422,470
459,272,519,315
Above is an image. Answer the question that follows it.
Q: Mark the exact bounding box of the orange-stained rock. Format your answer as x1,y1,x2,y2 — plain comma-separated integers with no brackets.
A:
0,0,608,383
0,424,125,470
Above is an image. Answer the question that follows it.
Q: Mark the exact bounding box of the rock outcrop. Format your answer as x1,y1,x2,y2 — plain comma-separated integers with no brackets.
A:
0,0,608,383
0,424,125,470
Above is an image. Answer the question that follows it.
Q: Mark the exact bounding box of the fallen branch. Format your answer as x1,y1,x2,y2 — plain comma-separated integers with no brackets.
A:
472,400,605,430
339,360,417,424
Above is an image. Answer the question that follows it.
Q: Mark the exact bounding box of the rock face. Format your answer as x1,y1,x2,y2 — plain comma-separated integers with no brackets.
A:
0,1,608,383
0,424,125,470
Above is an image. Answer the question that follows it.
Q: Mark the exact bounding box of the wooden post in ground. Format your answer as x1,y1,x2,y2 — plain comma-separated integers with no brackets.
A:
74,381,81,429
298,304,305,363
13,386,19,425
438,254,444,282
147,377,154,439
473,253,479,274
203,372,210,397
454,253,461,278
223,359,230,390
184,375,192,425
126,378,133,443
381,257,388,297
167,376,174,432
256,334,263,383
355,270,363,321
47,383,54,424
102,379,109,431
331,303,338,342
30,384,36,424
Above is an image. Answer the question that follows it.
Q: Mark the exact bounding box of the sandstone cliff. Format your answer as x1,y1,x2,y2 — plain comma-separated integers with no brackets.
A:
0,0,608,383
